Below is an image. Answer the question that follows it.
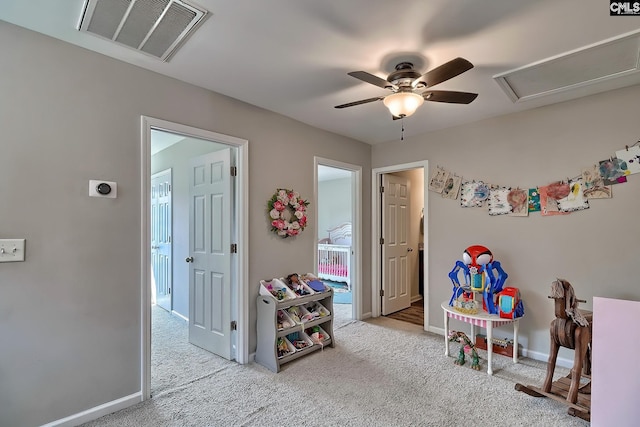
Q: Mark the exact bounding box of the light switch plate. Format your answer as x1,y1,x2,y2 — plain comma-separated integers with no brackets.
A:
0,239,25,262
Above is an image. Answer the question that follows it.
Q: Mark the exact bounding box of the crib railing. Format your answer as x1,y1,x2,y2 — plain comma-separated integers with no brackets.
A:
317,244,351,291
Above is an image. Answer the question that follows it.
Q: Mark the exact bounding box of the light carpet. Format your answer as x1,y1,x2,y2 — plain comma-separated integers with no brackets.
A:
81,306,588,427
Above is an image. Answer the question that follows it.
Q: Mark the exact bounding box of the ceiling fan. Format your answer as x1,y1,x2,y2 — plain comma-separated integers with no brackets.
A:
335,57,478,119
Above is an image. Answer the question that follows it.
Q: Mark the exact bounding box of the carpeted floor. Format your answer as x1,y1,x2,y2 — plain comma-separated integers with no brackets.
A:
386,300,424,326
80,306,589,427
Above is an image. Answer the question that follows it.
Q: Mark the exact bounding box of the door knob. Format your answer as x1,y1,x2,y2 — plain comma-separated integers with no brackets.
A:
185,256,194,263
407,248,414,252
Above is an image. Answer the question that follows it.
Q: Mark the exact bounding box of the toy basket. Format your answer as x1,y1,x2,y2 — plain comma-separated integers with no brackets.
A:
285,305,311,324
285,331,313,351
276,309,295,331
276,337,296,359
303,301,331,320
281,276,315,297
305,325,330,344
260,278,296,302
300,273,330,293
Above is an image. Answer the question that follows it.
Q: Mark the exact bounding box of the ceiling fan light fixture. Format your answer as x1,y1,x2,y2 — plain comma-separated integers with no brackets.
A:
383,92,424,117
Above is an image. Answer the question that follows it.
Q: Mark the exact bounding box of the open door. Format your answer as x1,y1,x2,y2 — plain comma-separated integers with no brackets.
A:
187,148,232,359
381,173,412,315
151,169,172,312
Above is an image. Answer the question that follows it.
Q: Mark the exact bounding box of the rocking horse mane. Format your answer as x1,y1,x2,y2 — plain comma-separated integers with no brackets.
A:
550,278,589,327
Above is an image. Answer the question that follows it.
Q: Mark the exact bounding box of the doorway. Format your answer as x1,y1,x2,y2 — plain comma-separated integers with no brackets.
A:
141,116,249,400
314,157,362,322
371,161,428,329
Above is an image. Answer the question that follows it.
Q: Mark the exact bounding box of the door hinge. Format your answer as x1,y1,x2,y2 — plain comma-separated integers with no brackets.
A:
230,166,237,177
380,289,384,297
231,243,237,253
380,186,384,193
168,235,171,243
380,237,384,245
230,320,237,331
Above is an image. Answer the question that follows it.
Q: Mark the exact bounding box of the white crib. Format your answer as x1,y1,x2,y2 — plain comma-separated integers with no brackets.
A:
317,223,351,291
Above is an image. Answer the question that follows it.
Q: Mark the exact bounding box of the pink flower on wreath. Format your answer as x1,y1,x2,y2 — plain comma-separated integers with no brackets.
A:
272,219,285,230
287,229,299,236
296,203,306,212
273,200,285,211
299,216,307,227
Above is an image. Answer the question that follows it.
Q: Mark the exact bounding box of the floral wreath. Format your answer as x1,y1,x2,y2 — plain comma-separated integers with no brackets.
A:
267,188,309,238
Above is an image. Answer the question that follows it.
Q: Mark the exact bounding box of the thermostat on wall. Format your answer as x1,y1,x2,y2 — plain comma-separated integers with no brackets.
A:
89,180,117,198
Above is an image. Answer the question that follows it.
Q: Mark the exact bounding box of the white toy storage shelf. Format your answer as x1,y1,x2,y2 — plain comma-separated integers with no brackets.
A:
255,277,334,372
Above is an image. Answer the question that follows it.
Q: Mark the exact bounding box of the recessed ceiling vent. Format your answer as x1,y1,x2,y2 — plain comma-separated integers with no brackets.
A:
494,30,640,103
78,0,208,61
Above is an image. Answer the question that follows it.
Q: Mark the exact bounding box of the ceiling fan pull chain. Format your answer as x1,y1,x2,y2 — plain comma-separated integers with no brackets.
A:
401,118,405,141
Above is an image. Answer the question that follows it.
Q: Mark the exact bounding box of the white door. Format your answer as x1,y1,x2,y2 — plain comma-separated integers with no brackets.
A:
381,174,412,315
188,149,232,359
151,169,172,312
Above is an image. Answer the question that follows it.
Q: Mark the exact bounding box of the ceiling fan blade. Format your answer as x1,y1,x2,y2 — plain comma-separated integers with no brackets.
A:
412,57,474,88
348,71,396,89
422,90,478,104
334,96,385,109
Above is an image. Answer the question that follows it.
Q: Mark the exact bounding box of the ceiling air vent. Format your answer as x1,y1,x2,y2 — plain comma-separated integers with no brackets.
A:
494,30,640,103
78,0,208,61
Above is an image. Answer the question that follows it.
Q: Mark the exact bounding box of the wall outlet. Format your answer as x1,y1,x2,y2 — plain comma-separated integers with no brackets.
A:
0,239,25,262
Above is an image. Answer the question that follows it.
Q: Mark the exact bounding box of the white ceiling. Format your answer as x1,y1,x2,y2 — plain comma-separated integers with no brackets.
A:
2,1,640,145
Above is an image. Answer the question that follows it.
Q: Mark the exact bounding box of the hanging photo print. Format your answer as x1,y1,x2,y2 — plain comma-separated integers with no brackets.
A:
615,145,640,175
598,158,628,185
441,174,462,200
488,186,512,216
557,179,589,212
460,180,489,208
508,188,529,217
538,184,570,216
428,166,450,194
528,188,540,212
581,164,612,199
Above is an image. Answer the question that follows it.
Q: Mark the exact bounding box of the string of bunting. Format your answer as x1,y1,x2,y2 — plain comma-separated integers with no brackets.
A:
428,140,640,217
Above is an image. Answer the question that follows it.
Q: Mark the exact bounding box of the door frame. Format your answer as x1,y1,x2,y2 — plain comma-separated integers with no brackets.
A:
371,161,429,328
140,116,249,400
314,157,362,320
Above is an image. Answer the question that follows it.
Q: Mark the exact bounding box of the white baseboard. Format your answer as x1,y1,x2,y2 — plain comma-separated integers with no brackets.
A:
360,311,372,320
172,310,188,322
42,392,142,427
427,326,573,369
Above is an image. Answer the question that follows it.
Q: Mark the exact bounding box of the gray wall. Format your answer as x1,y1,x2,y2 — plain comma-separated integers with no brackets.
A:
318,177,352,240
373,83,640,360
151,137,227,317
0,21,371,427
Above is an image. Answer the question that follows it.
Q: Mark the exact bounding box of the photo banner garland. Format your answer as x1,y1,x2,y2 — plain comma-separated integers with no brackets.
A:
429,140,639,217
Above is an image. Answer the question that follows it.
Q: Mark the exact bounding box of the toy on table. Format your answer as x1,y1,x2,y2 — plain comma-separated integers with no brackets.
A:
448,331,481,371
285,273,311,296
497,287,525,319
448,245,509,315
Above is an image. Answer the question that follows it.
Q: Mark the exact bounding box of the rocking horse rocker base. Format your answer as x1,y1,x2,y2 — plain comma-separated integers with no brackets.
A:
515,373,591,422
515,279,592,422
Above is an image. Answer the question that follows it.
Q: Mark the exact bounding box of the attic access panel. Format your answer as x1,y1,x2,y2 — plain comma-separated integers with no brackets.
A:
78,0,208,61
494,30,640,102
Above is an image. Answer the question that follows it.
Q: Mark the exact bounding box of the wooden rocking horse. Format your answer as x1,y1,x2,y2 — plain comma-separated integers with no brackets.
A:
515,278,592,421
